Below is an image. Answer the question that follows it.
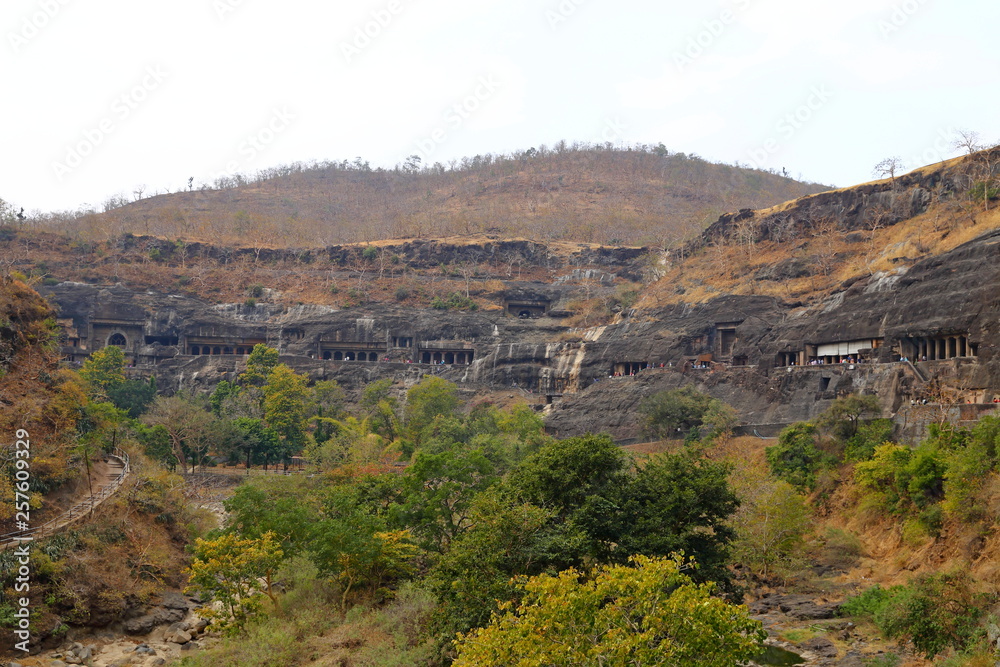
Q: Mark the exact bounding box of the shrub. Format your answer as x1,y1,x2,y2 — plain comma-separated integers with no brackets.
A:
844,418,894,462
841,585,891,619
855,442,945,514
394,286,410,301
453,556,766,667
766,423,823,490
430,292,477,311
247,283,265,298
638,386,736,441
968,181,1000,203
841,573,991,659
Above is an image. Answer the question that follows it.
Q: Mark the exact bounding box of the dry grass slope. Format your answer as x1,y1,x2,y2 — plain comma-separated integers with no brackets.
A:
34,145,828,248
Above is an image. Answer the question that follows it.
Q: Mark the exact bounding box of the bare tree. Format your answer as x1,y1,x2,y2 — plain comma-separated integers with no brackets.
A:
872,157,903,186
731,215,760,259
953,130,999,211
953,129,983,155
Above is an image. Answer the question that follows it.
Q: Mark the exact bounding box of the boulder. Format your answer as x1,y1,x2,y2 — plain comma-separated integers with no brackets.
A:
122,607,185,635
801,636,839,658
162,628,192,644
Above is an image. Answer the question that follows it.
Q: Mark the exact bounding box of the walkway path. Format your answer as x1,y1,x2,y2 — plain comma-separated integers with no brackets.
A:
0,448,130,550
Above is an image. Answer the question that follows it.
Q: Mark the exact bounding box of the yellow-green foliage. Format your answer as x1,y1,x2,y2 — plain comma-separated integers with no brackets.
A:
729,473,810,579
186,532,284,635
453,555,766,667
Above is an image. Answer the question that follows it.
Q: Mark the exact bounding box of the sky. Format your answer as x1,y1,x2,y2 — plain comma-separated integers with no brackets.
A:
3,0,998,214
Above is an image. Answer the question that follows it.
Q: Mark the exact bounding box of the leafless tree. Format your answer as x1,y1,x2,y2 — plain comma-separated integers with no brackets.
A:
731,215,759,259
953,129,983,155
872,157,903,187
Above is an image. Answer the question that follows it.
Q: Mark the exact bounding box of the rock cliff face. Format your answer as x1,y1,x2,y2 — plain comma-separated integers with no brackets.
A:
40,223,1000,442
39,157,1000,442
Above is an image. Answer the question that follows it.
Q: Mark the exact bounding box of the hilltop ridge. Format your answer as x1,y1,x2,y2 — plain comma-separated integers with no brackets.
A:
31,144,828,248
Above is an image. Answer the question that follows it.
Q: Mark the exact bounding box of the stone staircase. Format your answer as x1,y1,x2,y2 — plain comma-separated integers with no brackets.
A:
0,449,130,550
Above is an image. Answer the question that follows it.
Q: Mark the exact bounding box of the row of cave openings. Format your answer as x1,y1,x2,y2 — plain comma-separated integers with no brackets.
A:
320,349,475,365
901,335,978,362
190,345,252,356
777,334,979,367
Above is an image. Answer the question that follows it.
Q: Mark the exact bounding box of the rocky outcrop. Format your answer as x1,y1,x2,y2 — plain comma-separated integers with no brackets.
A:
37,195,1000,442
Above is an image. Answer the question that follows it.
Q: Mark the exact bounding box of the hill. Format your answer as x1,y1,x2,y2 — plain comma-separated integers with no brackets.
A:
640,146,1000,307
34,144,829,247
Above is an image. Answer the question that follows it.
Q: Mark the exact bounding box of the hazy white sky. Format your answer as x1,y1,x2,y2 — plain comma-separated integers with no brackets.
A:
3,0,997,213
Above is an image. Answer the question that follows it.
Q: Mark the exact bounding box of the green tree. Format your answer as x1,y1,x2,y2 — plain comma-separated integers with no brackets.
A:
75,401,127,495
107,376,157,418
135,422,176,469
142,395,215,473
185,532,284,634
639,386,735,440
453,555,766,667
405,376,460,445
228,417,281,472
262,364,309,455
394,447,495,551
361,378,400,442
465,401,550,469
239,344,279,387
597,450,740,594
209,379,241,415
429,491,570,639
766,422,823,490
505,433,629,521
312,486,419,607
843,418,894,462
819,393,882,440
855,442,945,513
79,345,126,398
223,481,317,555
729,475,810,579
311,379,346,444
941,417,1000,521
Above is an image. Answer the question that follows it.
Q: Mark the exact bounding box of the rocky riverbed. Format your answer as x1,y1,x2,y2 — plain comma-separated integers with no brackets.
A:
4,593,218,667
748,592,925,666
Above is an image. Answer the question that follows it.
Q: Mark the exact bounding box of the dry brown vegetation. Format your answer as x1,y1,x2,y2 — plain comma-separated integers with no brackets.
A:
28,144,827,248
640,152,1000,309
0,276,78,523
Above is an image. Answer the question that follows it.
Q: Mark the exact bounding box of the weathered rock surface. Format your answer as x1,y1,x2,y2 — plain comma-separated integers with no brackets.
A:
36,160,1000,442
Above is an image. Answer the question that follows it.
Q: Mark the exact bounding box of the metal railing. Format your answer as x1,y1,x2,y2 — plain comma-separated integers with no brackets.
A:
0,448,130,550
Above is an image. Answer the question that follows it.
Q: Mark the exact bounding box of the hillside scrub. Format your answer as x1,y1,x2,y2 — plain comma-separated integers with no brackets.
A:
184,377,750,665
640,149,1000,307
841,572,992,659
26,144,827,248
452,556,766,667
